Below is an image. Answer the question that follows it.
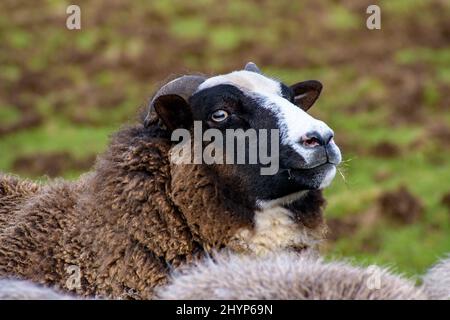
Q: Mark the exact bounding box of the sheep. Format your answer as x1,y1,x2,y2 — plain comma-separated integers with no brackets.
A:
0,62,341,299
422,255,450,299
156,251,427,300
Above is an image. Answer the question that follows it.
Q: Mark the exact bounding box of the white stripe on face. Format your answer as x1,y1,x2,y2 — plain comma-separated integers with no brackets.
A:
197,70,281,95
255,93,333,166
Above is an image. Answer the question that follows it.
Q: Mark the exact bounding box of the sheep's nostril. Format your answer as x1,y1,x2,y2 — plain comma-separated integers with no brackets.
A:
300,131,334,148
300,131,325,148
301,136,321,148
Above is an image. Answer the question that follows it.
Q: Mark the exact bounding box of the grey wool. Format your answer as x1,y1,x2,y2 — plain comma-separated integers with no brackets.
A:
0,279,76,300
422,255,450,300
155,251,427,300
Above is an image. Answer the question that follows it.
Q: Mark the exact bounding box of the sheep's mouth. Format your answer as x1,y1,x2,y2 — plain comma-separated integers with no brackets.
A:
283,162,336,177
280,162,337,191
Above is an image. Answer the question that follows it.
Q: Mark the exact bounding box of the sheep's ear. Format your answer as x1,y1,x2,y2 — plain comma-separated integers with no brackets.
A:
153,94,193,131
290,80,323,111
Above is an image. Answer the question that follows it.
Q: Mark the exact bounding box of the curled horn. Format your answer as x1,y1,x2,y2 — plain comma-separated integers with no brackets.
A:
144,75,207,127
244,62,262,74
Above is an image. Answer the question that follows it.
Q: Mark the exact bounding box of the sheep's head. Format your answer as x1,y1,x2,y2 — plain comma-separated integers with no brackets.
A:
145,63,341,252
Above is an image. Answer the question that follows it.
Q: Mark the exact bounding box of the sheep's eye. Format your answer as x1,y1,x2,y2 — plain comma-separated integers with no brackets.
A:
211,110,229,122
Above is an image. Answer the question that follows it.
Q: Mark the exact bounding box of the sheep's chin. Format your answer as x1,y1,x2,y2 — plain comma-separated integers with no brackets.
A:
255,165,336,209
318,165,336,189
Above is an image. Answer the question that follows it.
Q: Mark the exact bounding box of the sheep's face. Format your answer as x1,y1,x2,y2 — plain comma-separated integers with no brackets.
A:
153,67,341,208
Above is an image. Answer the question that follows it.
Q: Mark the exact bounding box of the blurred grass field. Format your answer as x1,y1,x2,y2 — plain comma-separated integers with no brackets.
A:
0,0,449,276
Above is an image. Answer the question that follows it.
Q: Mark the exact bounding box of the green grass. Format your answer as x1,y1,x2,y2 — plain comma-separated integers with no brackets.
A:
326,106,450,275
0,124,114,178
0,105,21,124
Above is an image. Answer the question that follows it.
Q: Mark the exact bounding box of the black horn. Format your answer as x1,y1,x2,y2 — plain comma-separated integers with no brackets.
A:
244,62,262,74
144,75,207,128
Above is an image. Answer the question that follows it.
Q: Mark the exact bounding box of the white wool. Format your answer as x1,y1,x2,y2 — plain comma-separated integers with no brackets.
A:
231,206,322,255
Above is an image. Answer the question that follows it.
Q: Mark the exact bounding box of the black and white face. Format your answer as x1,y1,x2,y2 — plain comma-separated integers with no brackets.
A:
152,68,341,208
190,70,341,205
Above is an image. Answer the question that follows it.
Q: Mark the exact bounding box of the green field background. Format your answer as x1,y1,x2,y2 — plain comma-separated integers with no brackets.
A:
0,0,449,276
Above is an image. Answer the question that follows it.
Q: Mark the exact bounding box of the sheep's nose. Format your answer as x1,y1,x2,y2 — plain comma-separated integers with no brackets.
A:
300,130,334,148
